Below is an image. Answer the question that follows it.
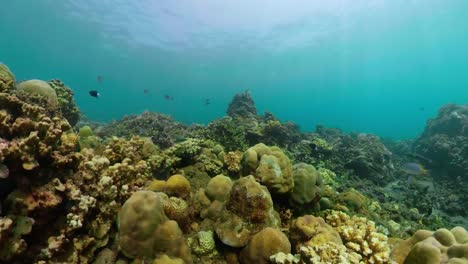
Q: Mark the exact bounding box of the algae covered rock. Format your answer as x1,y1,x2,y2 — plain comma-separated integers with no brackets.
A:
0,63,15,92
241,143,294,194
16,79,59,110
239,227,291,264
289,163,323,205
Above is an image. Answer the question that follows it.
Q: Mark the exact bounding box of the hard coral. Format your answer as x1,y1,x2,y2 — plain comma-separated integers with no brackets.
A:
48,79,80,126
390,226,468,264
239,227,291,264
241,143,294,194
165,174,191,199
117,191,192,263
227,90,257,118
0,92,80,176
16,79,59,110
187,230,216,256
98,111,188,149
289,163,323,206
289,215,342,251
215,175,280,247
326,210,392,264
0,63,15,92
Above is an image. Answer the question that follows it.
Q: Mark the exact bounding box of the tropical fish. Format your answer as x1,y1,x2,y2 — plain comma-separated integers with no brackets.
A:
97,75,103,83
143,89,149,94
89,90,100,98
204,98,211,105
164,95,174,100
402,162,428,176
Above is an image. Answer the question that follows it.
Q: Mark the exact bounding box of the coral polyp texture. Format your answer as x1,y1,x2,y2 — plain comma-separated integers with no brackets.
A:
0,64,466,264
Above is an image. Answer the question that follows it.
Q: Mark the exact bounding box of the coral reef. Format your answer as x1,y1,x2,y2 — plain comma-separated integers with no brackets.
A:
0,63,465,264
0,63,15,92
414,104,467,181
227,90,257,118
48,79,80,126
97,111,188,148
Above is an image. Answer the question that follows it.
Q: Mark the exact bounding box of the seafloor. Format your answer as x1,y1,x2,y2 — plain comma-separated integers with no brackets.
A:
0,63,467,264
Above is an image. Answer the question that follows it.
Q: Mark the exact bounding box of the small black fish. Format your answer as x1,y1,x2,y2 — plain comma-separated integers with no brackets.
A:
89,90,100,98
204,98,211,105
164,95,174,101
97,76,103,83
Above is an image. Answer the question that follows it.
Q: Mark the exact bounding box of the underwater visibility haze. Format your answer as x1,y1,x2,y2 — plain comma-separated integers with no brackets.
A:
0,1,467,264
1,0,468,138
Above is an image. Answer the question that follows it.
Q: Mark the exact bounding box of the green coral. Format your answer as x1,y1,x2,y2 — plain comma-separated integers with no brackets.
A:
206,116,249,151
311,137,333,152
188,230,216,256
48,79,80,126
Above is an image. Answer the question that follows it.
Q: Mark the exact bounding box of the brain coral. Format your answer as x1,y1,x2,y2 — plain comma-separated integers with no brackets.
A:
16,79,59,110
241,143,294,194
117,191,192,263
390,226,468,264
239,227,291,264
289,163,323,205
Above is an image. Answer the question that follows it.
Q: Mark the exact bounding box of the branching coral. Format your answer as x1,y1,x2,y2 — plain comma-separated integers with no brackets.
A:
325,210,392,264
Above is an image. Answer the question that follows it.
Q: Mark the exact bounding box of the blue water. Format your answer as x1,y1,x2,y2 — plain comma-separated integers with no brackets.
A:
1,0,467,139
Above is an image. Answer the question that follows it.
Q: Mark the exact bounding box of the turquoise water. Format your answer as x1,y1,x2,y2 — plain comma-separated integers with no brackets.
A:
1,0,467,138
